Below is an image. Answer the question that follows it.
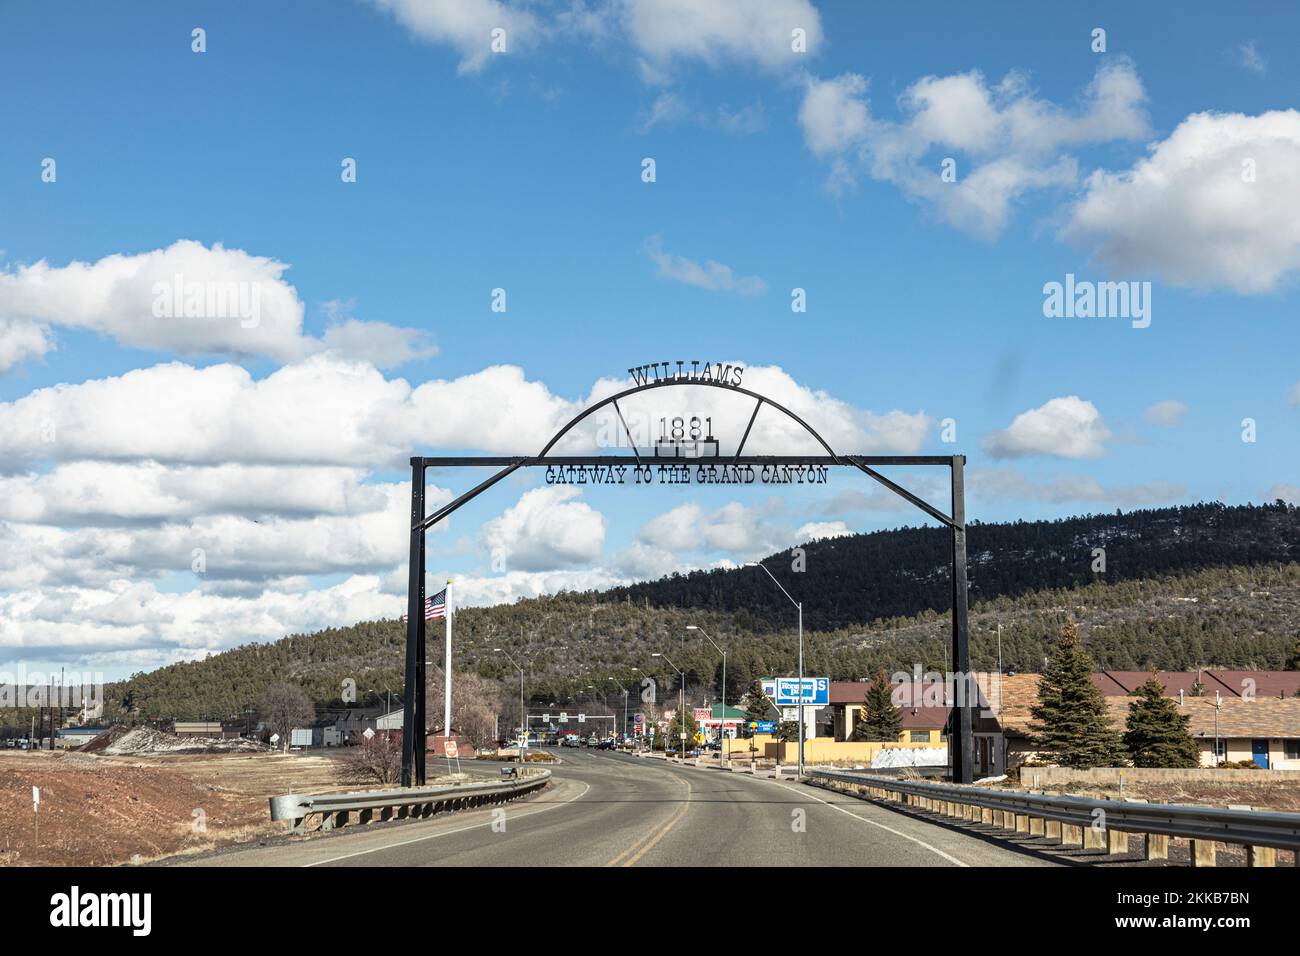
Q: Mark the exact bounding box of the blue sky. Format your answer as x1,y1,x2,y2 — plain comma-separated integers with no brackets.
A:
1,1,1297,679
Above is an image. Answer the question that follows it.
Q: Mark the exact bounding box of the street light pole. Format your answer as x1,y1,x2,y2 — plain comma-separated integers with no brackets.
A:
493,647,525,763
747,562,804,777
605,677,630,741
652,652,685,757
687,624,727,767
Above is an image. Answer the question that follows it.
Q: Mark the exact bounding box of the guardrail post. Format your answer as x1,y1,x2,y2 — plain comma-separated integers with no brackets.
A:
1014,813,1030,833
1246,845,1276,867
1144,833,1168,860
1083,826,1106,851
981,807,993,825
1107,830,1128,854
1061,823,1083,847
1190,839,1217,867
1045,819,1061,840
1029,816,1044,836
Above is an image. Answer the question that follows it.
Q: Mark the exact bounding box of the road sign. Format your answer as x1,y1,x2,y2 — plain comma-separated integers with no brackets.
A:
270,733,280,744
763,677,830,706
445,740,459,758
578,713,586,723
362,727,375,740
559,713,568,723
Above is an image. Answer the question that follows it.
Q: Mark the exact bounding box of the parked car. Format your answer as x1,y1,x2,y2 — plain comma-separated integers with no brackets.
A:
586,735,600,747
560,735,580,748
597,739,615,750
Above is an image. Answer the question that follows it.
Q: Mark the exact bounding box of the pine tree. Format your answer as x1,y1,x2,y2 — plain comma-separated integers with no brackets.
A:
665,710,700,754
851,668,903,741
1286,638,1300,671
1123,675,1200,768
1030,620,1125,768
743,680,774,724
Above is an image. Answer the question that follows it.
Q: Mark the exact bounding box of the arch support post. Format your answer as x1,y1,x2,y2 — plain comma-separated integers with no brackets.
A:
402,458,427,787
950,455,973,784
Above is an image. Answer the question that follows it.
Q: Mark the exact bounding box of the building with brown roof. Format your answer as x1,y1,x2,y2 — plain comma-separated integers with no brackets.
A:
1091,669,1300,699
825,670,1300,775
994,673,1300,771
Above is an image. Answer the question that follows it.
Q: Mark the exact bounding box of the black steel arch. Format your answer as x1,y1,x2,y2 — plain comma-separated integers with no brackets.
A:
401,377,973,788
536,378,839,460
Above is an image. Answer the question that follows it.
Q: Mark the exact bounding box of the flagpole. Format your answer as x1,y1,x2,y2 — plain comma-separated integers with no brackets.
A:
443,578,453,744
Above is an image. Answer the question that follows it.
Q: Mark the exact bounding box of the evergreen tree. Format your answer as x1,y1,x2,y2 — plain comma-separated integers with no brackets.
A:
851,668,903,741
743,680,775,724
1123,675,1200,768
1030,620,1125,768
1287,638,1300,671
665,710,699,754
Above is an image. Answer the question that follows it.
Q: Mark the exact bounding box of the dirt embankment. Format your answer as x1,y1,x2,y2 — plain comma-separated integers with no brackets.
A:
0,749,348,867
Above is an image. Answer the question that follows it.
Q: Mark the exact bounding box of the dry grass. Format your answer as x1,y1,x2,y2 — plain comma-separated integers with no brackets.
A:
0,749,361,866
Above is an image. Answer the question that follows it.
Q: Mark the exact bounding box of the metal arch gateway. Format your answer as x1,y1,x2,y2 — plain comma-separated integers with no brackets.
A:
401,372,974,787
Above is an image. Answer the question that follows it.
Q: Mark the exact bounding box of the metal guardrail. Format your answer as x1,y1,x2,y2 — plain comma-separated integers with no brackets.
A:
808,768,1300,858
269,769,551,835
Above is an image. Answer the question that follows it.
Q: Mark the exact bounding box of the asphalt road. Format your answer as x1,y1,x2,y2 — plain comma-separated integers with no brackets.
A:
181,750,1058,867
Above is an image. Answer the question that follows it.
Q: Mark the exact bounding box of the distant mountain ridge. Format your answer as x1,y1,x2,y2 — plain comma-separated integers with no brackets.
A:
45,501,1300,724
606,501,1300,631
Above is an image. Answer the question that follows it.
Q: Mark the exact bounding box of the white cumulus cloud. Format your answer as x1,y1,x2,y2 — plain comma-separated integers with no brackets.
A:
799,61,1149,236
481,486,606,572
625,0,822,81
0,240,431,371
369,0,540,74
796,520,851,541
983,396,1111,459
1063,110,1300,293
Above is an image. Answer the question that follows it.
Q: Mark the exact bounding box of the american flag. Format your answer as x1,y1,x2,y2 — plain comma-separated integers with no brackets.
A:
401,588,447,622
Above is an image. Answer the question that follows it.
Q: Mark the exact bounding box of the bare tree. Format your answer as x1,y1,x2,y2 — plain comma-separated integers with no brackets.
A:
258,682,314,752
341,732,402,785
425,668,504,749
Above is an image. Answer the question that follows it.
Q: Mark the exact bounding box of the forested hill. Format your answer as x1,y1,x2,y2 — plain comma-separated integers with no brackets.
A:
92,502,1300,721
609,502,1300,632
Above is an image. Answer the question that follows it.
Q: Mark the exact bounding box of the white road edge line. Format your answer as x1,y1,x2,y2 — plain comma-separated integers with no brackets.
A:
682,763,969,867
768,778,969,867
302,779,592,867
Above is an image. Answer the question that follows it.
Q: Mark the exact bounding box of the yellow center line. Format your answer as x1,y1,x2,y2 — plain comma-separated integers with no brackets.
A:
616,773,693,867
